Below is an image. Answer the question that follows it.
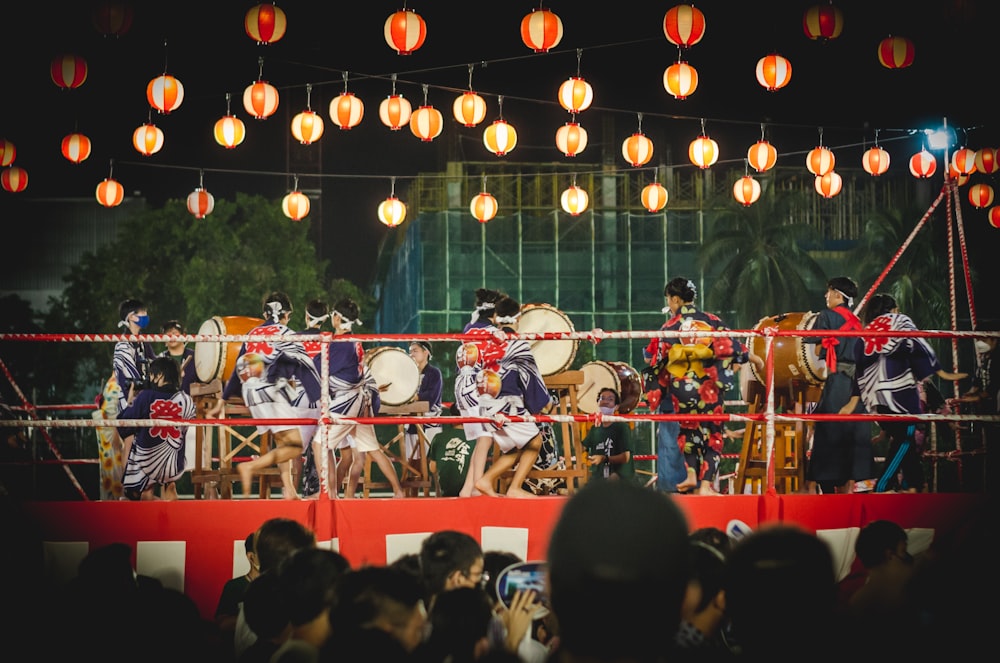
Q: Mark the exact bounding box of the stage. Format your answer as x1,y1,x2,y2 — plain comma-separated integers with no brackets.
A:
11,491,988,622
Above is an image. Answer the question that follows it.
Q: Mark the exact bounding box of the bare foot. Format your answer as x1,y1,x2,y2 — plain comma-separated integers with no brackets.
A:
238,464,253,497
676,470,698,492
393,491,406,498
696,483,721,496
474,478,499,497
505,487,539,499
282,487,301,500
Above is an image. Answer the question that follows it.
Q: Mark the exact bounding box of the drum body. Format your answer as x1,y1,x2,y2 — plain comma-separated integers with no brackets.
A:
194,315,264,383
366,346,420,406
749,311,826,389
517,303,578,376
578,360,643,414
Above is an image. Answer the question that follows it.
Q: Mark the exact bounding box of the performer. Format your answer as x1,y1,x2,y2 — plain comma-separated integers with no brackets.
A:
117,357,195,501
157,319,197,395
295,298,330,498
217,291,322,499
581,387,636,483
312,297,405,498
404,340,443,464
109,298,157,488
474,295,551,498
802,277,875,494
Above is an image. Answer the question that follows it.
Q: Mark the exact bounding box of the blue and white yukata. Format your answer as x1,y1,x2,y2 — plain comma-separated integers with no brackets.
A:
117,385,195,500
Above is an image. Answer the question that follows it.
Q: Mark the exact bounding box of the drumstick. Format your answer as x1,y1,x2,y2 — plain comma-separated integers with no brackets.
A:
578,383,595,401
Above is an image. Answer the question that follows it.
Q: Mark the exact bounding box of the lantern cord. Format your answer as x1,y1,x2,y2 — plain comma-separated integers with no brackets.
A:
257,57,264,78
224,92,232,114
636,113,643,132
108,159,115,179
162,39,169,74
575,48,583,77
467,64,475,91
198,169,204,189
498,96,504,120
759,123,766,141
700,118,707,134
306,84,313,109
342,72,349,93
390,74,398,95
390,176,396,197
818,126,824,146
421,84,429,105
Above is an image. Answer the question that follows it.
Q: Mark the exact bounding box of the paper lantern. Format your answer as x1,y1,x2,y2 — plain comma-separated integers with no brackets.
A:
947,163,970,186
1,166,27,193
483,120,518,156
245,3,287,45
96,178,124,207
329,92,364,130
756,53,792,91
92,2,133,37
622,132,654,167
968,183,994,209
974,147,999,175
560,185,589,215
132,123,164,156
378,196,407,227
384,9,426,55
0,139,14,167
379,94,412,130
802,4,843,41
815,171,843,198
187,187,215,219
521,8,563,53
243,79,279,119
688,134,718,169
663,4,706,48
862,146,890,176
555,122,588,157
147,74,184,114
291,109,324,144
806,146,835,176
470,192,498,223
878,35,915,69
988,206,1000,229
747,140,777,172
733,176,761,206
558,77,594,113
453,91,487,127
61,133,92,163
909,149,936,178
663,61,698,99
410,105,443,141
641,182,668,212
282,190,310,221
214,114,246,148
951,147,978,176
50,54,88,89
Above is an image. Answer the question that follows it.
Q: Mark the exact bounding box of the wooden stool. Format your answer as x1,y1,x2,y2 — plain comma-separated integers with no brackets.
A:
363,401,433,497
213,399,287,499
190,379,223,499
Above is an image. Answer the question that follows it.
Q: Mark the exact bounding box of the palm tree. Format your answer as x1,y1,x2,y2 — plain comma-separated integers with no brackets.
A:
697,176,828,330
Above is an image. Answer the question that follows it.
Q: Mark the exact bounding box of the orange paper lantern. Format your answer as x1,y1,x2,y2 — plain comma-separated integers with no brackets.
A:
521,8,563,53
988,206,1000,229
410,105,443,141
756,53,792,91
0,139,14,167
329,92,364,130
558,77,594,113
384,9,427,55
733,176,761,206
187,187,215,219
968,183,994,209
1,166,28,193
132,123,164,156
282,190,310,221
909,149,936,178
470,192,498,223
560,185,589,216
974,147,999,175
641,182,669,213
243,79,279,119
147,74,184,114
806,146,835,176
815,171,843,198
453,91,487,128
747,140,777,172
378,196,407,227
61,133,92,164
50,54,88,89
379,94,413,130
483,120,518,156
622,132,654,167
96,178,124,207
291,109,324,144
862,146,890,176
947,163,970,186
951,147,978,176
878,35,915,69
663,4,706,48
555,122,588,157
245,3,287,45
688,134,718,169
663,61,698,100
802,3,843,41
214,114,246,148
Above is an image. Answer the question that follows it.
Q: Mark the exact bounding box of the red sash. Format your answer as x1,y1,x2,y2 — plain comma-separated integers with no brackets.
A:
821,305,861,373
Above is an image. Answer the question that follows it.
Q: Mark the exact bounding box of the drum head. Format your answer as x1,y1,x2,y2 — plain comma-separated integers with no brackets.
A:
578,361,619,414
193,316,264,383
518,304,578,376
367,346,420,406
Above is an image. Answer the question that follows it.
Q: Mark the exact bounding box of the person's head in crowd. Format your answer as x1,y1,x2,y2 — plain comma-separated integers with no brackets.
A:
663,277,697,314
331,297,362,333
253,517,316,574
275,547,351,648
547,480,690,661
242,570,291,645
420,530,486,600
483,550,522,608
243,531,260,577
493,296,521,328
863,292,898,324
472,288,505,320
689,526,734,558
409,340,433,369
855,520,911,570
148,355,180,391
159,319,188,355
262,291,293,324
826,276,859,308
118,298,148,330
418,586,495,663
304,298,330,330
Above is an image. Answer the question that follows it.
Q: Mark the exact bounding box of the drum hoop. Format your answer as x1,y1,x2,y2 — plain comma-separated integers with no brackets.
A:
795,311,825,384
578,361,621,414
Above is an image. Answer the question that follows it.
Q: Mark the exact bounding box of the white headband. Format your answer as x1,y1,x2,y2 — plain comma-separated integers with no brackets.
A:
332,309,362,331
306,312,329,328
834,289,854,306
495,313,520,324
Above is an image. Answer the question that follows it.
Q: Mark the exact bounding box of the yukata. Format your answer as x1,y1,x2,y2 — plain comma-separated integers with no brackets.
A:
477,328,550,453
647,304,749,487
112,338,157,415
854,312,941,492
405,361,443,461
117,384,195,500
455,322,506,441
314,338,382,453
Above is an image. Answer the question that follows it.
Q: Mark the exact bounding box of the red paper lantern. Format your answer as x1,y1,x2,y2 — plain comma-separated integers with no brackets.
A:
92,2,133,37
291,109,324,144
243,79,279,119
378,197,407,227
756,53,792,91
132,123,164,156
0,139,14,167
484,120,518,156
50,54,88,89
521,8,563,53
1,166,28,193
379,94,412,130
245,3,287,45
663,5,706,48
470,192,498,223
733,176,761,206
560,185,589,215
214,114,246,148
988,206,1000,229
555,122,588,157
947,163,970,186
622,133,654,167
61,133,92,164
187,187,215,219
862,146,890,176
806,146,835,176
641,183,668,213
815,171,843,198
558,77,594,113
974,147,999,175
747,140,777,172
384,9,427,55
802,4,843,41
968,183,994,209
663,61,698,100
96,178,124,207
878,35,915,69
410,105,443,141
329,92,364,130
951,147,978,176
282,190,310,221
909,149,936,178
147,74,184,114
688,134,718,169
453,91,487,128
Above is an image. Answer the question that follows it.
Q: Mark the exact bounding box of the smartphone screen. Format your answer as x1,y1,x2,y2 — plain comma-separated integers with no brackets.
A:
495,560,549,617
